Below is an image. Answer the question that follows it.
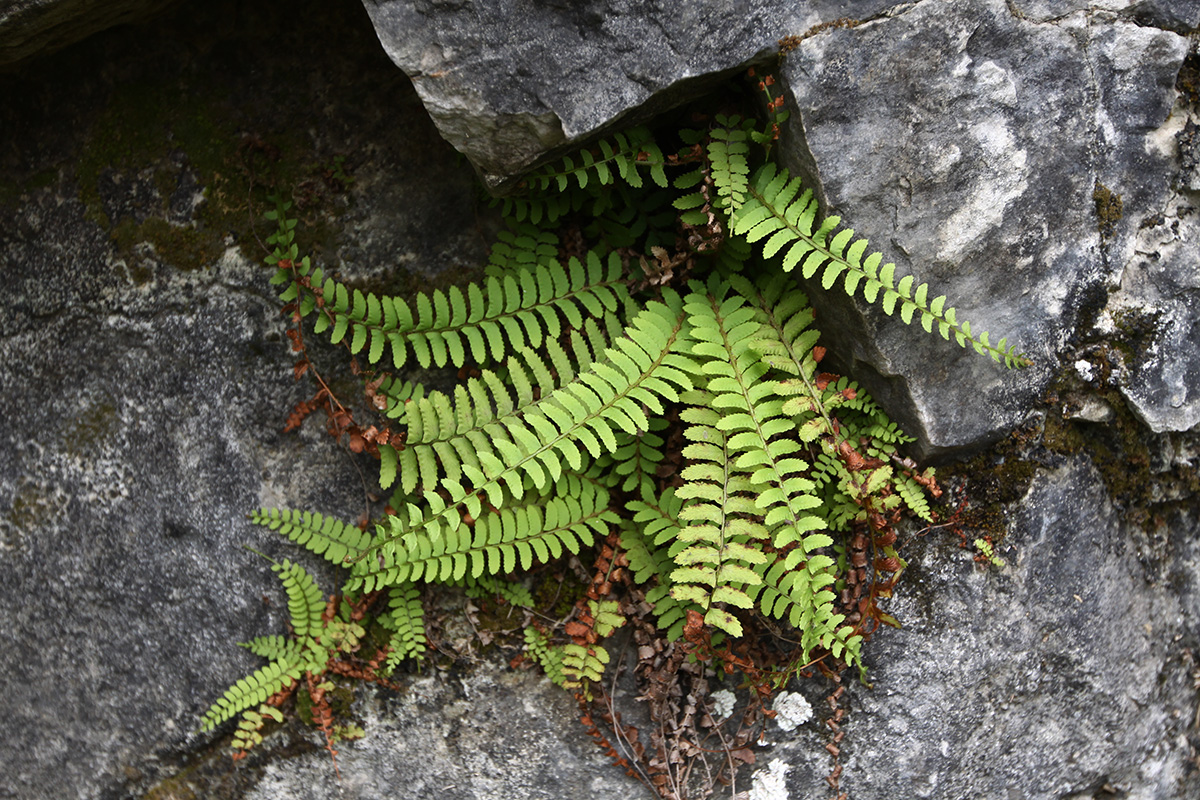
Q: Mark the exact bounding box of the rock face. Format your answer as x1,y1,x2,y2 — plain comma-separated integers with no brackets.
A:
358,0,900,188
778,0,1195,454
1,1,1198,799
757,457,1200,799
361,0,1199,457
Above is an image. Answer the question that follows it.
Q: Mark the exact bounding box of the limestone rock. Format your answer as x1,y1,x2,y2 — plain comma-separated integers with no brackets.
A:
750,456,1200,799
778,0,1194,454
241,666,644,800
358,0,904,188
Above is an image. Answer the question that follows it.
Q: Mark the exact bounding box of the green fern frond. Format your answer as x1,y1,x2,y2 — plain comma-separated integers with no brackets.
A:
708,117,751,212
374,377,425,424
518,127,669,196
894,471,934,522
290,252,630,371
680,280,828,555
671,393,769,638
201,657,303,731
626,485,685,550
347,296,693,590
593,418,669,495
619,513,693,639
674,278,865,659
585,184,679,252
523,626,569,687
379,582,427,669
238,634,301,663
390,336,601,495
348,475,617,593
249,508,373,566
272,559,326,641
732,164,1030,368
484,223,560,278
230,704,284,752
561,642,611,689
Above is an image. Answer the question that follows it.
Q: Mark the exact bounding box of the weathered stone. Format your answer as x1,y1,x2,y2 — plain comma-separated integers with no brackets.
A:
778,0,1193,455
240,666,644,800
0,0,177,67
0,3,609,798
3,2,1198,800
358,0,905,188
748,456,1199,799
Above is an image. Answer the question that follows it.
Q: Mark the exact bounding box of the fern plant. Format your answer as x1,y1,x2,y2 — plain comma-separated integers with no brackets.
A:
204,72,1024,773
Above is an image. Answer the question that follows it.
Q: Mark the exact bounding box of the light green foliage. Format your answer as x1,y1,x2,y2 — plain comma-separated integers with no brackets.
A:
232,704,284,752
733,164,1029,368
378,583,427,670
974,538,1006,567
208,85,1026,746
201,557,330,731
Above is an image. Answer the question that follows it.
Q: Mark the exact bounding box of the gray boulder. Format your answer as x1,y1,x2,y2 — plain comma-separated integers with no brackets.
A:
359,0,903,189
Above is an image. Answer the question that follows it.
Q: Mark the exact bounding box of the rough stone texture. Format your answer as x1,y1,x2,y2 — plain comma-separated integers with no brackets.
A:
359,0,903,188
778,0,1195,454
748,456,1200,799
0,2,631,798
0,0,178,67
2,1,1198,800
241,665,642,800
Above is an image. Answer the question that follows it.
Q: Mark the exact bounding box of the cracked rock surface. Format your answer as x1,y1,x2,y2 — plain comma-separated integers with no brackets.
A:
1,1,1198,799
777,0,1195,454
363,0,1198,456
359,0,905,188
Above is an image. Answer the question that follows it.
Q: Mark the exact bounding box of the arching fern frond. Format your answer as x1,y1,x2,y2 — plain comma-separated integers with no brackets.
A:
523,626,569,687
707,117,751,212
671,399,767,638
249,508,374,566
348,296,693,590
378,582,427,670
386,337,600,495
484,222,561,279
272,559,326,641
289,252,630,371
732,164,1030,368
201,657,303,731
675,278,863,658
239,634,301,663
511,127,668,197
349,475,616,592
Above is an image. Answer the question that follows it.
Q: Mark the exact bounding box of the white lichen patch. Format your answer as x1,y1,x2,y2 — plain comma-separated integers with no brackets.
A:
747,759,791,800
771,691,813,732
710,689,736,720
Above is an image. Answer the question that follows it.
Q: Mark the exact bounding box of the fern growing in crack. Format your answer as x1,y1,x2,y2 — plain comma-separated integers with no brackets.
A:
208,74,1026,768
